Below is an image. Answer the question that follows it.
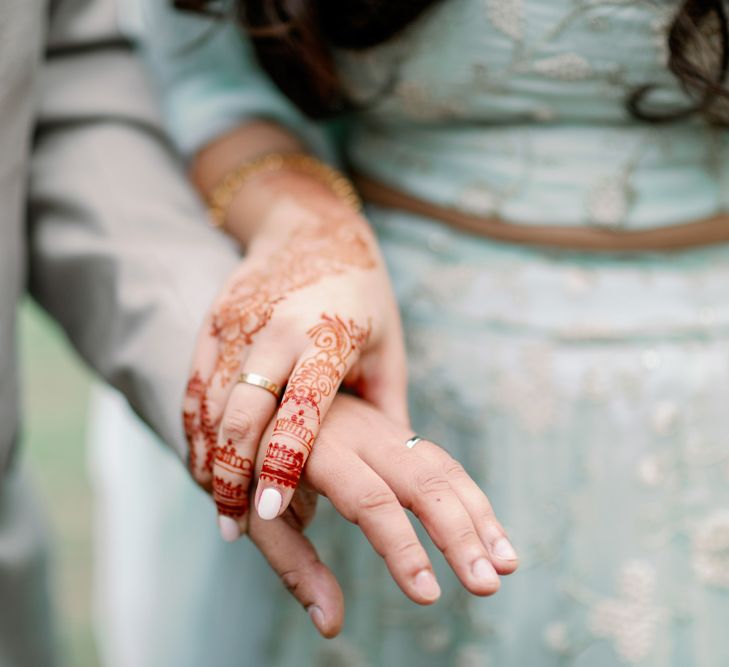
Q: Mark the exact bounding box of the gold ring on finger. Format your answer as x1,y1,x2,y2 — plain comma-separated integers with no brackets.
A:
237,372,284,401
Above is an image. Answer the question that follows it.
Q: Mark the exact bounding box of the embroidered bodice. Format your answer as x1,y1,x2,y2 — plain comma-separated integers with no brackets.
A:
124,0,729,228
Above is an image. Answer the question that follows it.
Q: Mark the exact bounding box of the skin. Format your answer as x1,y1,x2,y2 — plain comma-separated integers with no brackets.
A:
183,119,519,630
185,121,408,537
248,394,519,637
256,313,372,491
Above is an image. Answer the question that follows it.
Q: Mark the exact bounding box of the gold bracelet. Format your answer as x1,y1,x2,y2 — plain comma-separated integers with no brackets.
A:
206,152,362,229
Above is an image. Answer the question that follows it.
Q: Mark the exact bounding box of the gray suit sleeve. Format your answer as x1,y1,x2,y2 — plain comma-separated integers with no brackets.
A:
27,0,240,460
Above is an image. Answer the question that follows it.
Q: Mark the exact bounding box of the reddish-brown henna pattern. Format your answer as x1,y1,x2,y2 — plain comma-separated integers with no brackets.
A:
212,441,254,516
216,441,254,477
183,408,198,474
213,477,248,517
183,372,206,475
259,314,371,488
211,216,375,384
199,395,218,474
259,442,306,489
184,214,376,482
183,371,219,477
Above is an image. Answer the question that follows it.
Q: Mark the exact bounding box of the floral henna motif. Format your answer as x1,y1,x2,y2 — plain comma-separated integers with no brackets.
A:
212,441,254,517
259,314,371,488
185,214,376,480
211,215,376,384
281,314,372,428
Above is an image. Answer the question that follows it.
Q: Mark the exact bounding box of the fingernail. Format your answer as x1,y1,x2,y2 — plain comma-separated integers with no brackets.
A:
413,570,441,601
218,515,240,542
307,605,326,632
257,487,282,520
492,538,518,561
472,558,499,585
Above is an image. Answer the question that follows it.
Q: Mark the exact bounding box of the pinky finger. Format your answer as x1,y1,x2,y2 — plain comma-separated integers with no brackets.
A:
411,441,519,575
182,317,220,488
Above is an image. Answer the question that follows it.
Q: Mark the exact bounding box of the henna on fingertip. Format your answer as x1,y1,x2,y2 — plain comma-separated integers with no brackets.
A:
257,314,371,517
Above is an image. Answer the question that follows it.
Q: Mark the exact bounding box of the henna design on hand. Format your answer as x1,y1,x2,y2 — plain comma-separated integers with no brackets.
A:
259,442,306,489
259,314,371,488
183,371,219,476
216,441,255,476
185,213,376,480
213,477,248,517
213,440,254,517
211,216,375,385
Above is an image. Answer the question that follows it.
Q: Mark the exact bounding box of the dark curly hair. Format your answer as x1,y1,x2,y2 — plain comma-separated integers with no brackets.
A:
174,0,729,122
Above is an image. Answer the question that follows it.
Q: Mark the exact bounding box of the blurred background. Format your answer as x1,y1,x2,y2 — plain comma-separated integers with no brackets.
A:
19,299,98,667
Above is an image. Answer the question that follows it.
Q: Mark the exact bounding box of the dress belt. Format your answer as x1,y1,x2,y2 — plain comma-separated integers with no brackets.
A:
353,171,729,252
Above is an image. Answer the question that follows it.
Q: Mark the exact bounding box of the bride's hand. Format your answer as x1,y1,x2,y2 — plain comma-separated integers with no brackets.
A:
182,194,408,540
248,394,519,638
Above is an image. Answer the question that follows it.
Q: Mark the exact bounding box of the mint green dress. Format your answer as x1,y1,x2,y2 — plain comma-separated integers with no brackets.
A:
96,1,729,664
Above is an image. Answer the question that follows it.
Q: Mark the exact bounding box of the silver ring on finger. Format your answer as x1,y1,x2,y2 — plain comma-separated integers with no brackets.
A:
405,434,424,449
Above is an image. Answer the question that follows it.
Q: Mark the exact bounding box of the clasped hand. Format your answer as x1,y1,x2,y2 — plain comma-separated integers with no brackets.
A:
182,197,518,636
237,394,519,637
184,195,407,533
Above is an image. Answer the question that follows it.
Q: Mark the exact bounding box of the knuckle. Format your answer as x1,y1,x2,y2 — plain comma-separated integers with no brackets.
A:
439,526,481,560
265,311,300,339
356,488,399,516
221,409,256,442
452,526,481,547
441,527,482,561
414,471,451,497
475,502,498,524
444,459,469,479
280,568,305,596
390,539,423,561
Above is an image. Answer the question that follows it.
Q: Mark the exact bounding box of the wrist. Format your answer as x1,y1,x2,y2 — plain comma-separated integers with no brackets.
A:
244,188,375,258
202,145,361,244
226,167,364,247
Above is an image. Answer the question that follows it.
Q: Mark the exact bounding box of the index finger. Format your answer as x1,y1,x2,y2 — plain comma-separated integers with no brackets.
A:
254,313,371,520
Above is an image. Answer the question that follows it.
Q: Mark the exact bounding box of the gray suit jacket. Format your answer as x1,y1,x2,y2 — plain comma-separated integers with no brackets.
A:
0,0,239,663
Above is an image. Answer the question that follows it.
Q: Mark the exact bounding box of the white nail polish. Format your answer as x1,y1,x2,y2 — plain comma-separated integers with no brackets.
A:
218,515,240,542
257,488,282,520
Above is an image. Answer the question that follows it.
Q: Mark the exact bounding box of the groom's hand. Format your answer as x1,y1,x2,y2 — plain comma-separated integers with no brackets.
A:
247,394,518,638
